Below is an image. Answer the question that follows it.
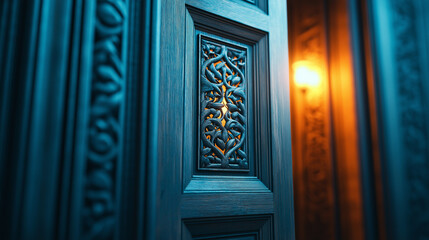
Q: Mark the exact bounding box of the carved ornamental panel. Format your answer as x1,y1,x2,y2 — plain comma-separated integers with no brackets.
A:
83,0,127,238
198,34,249,171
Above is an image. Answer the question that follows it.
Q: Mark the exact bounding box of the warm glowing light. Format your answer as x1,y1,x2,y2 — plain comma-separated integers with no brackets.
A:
293,61,322,89
221,98,228,115
221,97,228,126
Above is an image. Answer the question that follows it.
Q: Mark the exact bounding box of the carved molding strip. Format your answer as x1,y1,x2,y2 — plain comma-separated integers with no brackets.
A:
290,0,336,239
199,35,248,171
82,0,127,239
302,95,333,238
393,1,429,237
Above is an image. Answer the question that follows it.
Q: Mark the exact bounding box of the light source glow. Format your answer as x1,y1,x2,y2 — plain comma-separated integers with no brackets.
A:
293,61,322,89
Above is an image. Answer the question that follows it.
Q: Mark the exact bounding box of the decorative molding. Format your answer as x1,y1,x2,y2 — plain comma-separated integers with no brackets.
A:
393,1,429,238
299,13,335,240
289,0,336,239
184,8,272,195
198,35,248,171
302,93,334,238
82,0,127,239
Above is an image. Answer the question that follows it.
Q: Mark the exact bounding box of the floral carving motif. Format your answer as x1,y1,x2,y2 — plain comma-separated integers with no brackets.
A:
199,36,248,171
83,0,126,239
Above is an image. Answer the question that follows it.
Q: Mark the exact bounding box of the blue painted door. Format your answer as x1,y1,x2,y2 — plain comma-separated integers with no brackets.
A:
155,0,295,239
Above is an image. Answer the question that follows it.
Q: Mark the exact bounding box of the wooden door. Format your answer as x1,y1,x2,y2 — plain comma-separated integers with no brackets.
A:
156,0,294,239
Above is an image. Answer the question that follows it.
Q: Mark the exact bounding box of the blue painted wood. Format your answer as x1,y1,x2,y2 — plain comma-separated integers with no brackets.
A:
162,0,294,239
0,1,23,238
0,0,96,239
1,0,72,239
198,33,249,171
0,0,293,239
183,214,273,239
366,0,429,239
56,0,95,239
184,176,270,193
268,0,296,237
80,0,128,239
144,0,161,239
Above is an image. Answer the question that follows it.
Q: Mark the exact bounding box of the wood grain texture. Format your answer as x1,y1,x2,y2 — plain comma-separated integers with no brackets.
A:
268,0,296,238
181,193,274,218
156,0,185,238
183,5,272,186
0,0,293,239
160,0,293,238
186,0,269,31
184,176,270,193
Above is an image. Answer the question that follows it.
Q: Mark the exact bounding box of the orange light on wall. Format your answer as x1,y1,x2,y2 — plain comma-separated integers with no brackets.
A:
292,61,322,89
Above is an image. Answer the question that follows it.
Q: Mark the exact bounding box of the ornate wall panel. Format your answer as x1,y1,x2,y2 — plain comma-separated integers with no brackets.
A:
182,7,272,195
198,35,248,171
83,0,127,239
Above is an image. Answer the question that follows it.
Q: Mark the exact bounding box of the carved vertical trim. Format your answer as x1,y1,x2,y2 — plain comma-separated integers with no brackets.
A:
302,91,334,238
289,0,337,239
82,0,127,239
393,1,429,238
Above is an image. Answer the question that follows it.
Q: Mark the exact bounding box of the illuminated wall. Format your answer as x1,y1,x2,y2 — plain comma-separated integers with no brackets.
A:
288,0,429,239
288,0,365,239
1,0,429,239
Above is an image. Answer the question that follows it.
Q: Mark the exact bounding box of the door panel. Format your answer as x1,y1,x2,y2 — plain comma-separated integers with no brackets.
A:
182,214,273,239
158,0,294,239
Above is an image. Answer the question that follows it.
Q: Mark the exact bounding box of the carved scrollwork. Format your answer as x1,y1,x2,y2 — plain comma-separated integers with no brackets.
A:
199,36,248,171
83,0,126,239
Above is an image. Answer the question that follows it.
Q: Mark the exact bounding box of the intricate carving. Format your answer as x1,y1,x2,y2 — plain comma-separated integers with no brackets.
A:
82,0,126,239
393,1,429,238
199,35,248,171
